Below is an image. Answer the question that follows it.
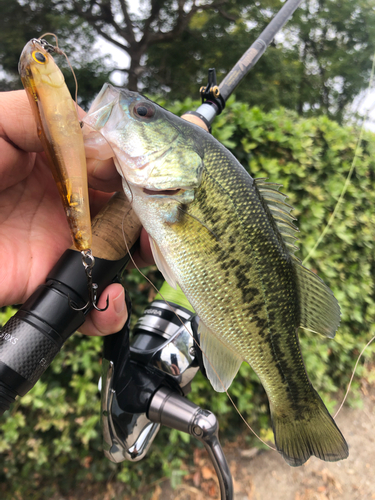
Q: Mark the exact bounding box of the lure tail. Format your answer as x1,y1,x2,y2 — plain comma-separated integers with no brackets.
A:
271,390,348,467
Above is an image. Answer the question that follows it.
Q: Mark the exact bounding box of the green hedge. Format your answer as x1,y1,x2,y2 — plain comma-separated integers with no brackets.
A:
1,98,375,498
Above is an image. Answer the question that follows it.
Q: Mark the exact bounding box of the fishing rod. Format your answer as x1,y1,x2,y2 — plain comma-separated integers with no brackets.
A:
0,1,303,498
183,0,303,131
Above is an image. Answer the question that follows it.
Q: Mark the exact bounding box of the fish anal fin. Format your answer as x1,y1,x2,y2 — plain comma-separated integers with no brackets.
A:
271,390,348,467
292,255,341,338
198,321,243,392
149,235,178,290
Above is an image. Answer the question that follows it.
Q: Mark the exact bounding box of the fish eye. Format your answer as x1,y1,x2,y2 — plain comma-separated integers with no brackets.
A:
133,102,155,119
32,51,47,64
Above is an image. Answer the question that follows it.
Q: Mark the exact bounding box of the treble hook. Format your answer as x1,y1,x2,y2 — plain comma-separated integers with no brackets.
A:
69,249,109,313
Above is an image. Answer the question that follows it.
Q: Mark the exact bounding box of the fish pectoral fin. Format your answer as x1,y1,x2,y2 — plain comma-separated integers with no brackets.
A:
292,255,341,338
149,235,178,290
198,321,243,392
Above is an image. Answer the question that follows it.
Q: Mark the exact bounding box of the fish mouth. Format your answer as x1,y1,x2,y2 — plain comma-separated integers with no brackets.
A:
143,188,184,196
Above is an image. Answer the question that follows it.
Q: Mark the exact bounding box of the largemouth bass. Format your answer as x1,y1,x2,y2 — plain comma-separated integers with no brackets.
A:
83,83,348,467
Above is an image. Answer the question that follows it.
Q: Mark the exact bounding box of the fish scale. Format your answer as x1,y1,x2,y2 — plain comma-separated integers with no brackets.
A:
186,153,302,403
82,83,348,467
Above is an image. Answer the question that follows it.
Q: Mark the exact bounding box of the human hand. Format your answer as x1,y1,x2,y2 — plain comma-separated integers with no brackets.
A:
0,90,152,335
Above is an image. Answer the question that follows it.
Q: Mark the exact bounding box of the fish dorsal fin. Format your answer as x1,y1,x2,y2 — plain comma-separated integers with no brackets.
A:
255,179,340,338
148,235,178,290
198,321,243,392
255,178,299,254
292,255,341,338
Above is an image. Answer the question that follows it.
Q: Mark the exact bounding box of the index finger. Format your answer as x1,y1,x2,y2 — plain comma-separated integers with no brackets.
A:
0,90,42,153
0,90,43,190
0,89,122,192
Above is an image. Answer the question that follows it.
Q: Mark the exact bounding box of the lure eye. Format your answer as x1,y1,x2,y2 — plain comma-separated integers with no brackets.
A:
32,51,47,64
133,102,155,119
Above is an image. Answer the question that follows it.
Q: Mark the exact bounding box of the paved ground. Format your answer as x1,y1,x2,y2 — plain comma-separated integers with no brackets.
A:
152,381,375,500
60,380,375,500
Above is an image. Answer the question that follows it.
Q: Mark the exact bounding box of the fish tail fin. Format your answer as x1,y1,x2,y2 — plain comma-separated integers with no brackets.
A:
271,390,349,467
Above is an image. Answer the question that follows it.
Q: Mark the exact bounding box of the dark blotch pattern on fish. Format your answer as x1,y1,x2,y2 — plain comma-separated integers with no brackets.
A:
110,88,348,466
187,139,311,411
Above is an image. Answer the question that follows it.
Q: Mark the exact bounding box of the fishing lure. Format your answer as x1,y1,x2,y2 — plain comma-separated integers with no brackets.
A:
19,37,108,312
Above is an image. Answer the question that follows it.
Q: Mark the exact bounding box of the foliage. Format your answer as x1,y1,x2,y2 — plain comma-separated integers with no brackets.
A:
1,97,375,498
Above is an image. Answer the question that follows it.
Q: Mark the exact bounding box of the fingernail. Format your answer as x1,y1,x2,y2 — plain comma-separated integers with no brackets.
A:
113,288,125,314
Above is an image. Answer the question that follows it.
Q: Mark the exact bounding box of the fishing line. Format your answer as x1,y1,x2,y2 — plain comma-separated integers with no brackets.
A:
303,51,375,267
177,206,221,242
39,32,80,120
301,51,375,418
334,334,375,419
119,205,276,451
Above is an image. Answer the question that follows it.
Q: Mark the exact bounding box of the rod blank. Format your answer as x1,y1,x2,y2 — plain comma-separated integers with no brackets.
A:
219,0,303,101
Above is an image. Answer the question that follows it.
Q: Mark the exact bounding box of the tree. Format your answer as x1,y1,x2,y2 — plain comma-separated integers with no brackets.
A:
143,0,375,122
1,0,375,120
65,0,245,91
142,1,303,107
0,0,112,108
0,0,241,104
290,0,375,121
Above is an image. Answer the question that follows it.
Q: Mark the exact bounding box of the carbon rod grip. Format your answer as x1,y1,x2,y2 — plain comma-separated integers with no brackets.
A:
0,191,141,414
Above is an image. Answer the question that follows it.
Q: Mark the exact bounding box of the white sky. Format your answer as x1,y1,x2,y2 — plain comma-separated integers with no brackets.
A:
93,0,139,86
354,91,375,132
